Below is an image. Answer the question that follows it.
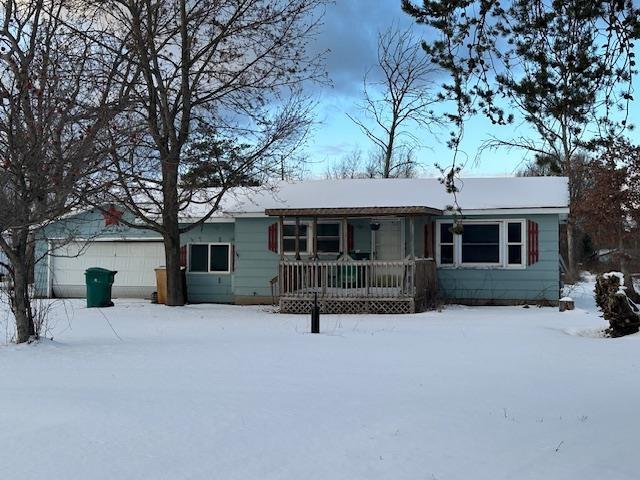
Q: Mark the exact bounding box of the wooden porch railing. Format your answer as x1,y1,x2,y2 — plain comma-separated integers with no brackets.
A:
277,258,437,302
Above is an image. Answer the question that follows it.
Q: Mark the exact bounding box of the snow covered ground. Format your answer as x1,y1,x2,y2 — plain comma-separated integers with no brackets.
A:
1,279,639,480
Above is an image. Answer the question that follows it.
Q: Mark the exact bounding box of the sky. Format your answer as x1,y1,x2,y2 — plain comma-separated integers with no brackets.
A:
303,0,640,179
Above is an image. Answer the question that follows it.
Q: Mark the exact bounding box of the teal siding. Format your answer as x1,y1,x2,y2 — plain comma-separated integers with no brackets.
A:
436,214,560,303
180,223,235,303
233,217,279,299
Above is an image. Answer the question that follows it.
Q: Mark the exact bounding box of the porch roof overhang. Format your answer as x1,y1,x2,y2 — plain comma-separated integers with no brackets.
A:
264,206,443,217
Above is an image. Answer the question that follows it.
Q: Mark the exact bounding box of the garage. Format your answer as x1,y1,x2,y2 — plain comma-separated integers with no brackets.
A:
50,241,165,298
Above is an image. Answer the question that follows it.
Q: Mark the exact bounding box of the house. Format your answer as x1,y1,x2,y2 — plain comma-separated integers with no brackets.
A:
34,176,569,312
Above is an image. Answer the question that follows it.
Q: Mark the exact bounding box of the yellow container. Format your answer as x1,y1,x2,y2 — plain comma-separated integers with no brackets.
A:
154,267,167,304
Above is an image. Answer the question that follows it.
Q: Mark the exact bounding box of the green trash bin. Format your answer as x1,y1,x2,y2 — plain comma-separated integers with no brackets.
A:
85,267,117,308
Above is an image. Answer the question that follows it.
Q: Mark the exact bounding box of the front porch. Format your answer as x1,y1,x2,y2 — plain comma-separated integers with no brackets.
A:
278,257,437,314
266,205,442,314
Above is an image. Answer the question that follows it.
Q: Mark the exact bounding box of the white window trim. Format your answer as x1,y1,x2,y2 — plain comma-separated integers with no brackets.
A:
279,220,342,255
188,242,233,274
436,221,455,266
280,221,311,255
435,219,527,269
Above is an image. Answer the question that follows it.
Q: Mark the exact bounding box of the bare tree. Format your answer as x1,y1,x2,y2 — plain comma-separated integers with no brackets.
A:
325,145,421,180
347,25,440,179
89,0,326,306
365,145,420,179
0,0,126,343
325,149,370,180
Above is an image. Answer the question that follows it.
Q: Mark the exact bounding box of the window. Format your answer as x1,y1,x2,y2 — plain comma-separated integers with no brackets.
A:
189,243,231,273
507,222,524,265
439,223,454,264
436,220,528,268
280,222,342,254
461,224,500,264
189,244,209,272
282,223,308,253
316,222,340,253
210,244,230,272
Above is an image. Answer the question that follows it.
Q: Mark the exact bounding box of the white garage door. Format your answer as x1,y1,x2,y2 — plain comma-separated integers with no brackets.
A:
51,241,165,298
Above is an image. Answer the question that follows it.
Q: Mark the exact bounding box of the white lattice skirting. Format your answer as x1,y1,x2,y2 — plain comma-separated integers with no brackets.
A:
279,297,420,315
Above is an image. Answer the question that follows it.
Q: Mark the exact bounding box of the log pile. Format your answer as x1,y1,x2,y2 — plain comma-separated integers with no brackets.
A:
595,273,640,337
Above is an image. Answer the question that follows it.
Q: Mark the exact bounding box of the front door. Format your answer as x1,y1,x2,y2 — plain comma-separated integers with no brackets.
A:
374,219,403,260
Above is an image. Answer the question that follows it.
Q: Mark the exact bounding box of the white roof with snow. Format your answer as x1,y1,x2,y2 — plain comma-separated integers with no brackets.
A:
204,176,569,218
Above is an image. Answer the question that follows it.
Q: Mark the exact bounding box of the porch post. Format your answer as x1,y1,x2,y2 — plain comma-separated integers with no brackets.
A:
312,217,318,258
341,217,348,259
278,215,285,296
427,218,435,258
294,217,301,260
409,216,415,259
278,216,284,260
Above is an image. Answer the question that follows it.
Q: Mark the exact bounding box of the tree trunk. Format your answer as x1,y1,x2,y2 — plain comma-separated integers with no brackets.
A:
13,254,34,343
162,158,185,307
163,231,185,306
383,123,397,178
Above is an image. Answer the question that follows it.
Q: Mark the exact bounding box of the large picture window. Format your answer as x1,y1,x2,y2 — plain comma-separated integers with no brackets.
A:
436,220,527,268
461,224,500,264
189,243,231,273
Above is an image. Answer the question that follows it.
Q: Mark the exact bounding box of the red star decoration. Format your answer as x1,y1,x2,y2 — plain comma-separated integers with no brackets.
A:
102,205,123,226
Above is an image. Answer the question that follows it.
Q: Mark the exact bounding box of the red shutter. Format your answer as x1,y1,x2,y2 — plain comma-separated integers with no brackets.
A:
528,220,539,265
268,223,278,252
230,245,235,272
180,245,187,267
347,224,354,252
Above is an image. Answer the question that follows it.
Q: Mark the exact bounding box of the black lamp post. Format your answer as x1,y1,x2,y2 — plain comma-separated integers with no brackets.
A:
311,292,320,333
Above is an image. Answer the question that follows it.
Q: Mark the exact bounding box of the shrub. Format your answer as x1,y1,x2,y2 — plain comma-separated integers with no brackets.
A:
595,273,640,337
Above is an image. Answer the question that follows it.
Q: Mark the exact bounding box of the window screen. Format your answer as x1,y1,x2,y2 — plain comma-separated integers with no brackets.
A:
210,245,230,272
282,224,308,237
461,224,500,264
316,222,340,253
189,244,209,272
507,222,523,265
283,223,308,253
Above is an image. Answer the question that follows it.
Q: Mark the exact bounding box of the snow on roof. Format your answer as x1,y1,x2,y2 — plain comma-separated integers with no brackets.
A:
204,176,569,217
